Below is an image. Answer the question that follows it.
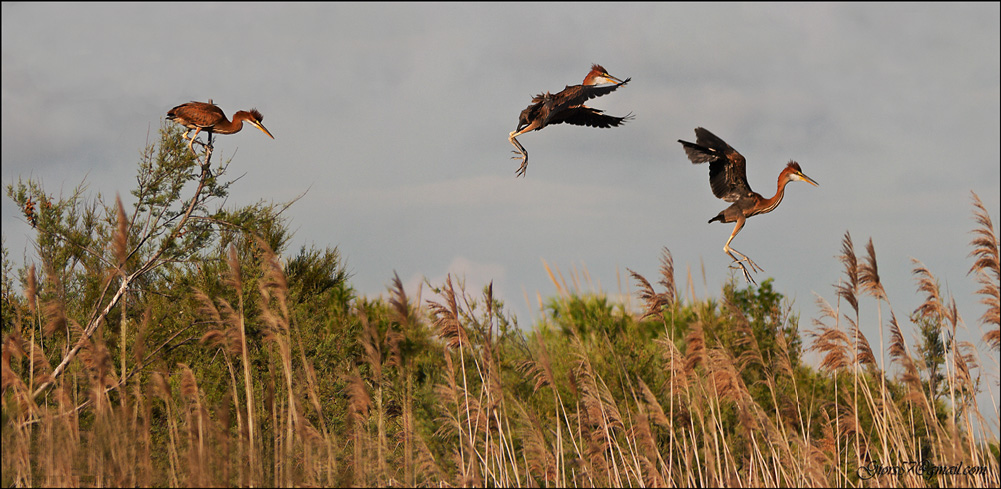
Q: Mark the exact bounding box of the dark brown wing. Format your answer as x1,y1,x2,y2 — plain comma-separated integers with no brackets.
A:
546,107,633,128
678,127,751,202
547,78,631,114
166,101,227,129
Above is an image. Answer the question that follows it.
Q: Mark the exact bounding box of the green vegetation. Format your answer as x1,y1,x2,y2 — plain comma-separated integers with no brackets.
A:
2,126,999,487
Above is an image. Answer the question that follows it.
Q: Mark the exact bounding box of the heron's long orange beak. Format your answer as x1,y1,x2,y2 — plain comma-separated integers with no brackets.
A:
796,172,819,187
602,73,625,84
249,120,275,139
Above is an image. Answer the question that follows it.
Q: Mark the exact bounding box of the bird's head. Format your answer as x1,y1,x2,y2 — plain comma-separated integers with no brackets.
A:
242,108,274,139
584,64,625,85
784,161,819,187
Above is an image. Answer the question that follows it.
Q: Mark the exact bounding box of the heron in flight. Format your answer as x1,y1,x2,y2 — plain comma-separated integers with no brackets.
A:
167,101,274,155
678,127,819,284
509,64,633,177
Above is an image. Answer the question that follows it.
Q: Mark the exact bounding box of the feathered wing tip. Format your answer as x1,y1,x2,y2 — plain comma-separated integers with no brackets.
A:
530,91,553,104
679,127,735,164
677,138,717,164
693,127,733,152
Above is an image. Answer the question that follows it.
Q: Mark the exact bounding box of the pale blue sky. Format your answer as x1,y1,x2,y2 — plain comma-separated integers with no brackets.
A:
3,3,999,420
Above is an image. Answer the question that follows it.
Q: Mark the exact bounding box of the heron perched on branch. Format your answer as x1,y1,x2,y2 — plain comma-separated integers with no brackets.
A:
508,64,633,177
167,101,274,155
678,127,819,284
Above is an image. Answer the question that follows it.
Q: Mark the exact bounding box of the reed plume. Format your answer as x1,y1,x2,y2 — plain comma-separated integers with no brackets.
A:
967,191,1000,350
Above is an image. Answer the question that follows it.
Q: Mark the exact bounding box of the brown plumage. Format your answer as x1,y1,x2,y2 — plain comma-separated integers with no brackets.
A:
679,127,818,284
509,64,633,177
166,101,274,154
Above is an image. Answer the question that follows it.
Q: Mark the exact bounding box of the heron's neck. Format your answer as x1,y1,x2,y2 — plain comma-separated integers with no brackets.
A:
213,114,243,134
758,174,792,215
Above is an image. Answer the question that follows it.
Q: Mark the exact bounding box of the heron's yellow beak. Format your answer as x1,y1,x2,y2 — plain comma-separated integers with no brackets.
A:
603,73,625,84
796,172,819,187
249,121,274,139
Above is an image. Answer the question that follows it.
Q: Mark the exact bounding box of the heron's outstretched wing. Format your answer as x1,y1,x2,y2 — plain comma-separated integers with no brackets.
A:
678,127,751,202
546,107,633,128
548,78,631,113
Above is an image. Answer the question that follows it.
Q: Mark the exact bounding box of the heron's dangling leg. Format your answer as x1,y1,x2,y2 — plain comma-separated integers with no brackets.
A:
509,128,531,178
722,218,763,284
725,243,763,274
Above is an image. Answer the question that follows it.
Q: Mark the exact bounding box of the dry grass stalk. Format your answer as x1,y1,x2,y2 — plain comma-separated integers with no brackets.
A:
427,274,470,350
433,349,467,481
845,317,877,369
912,259,946,322
808,319,850,373
9,195,1001,488
630,407,668,488
886,312,934,422
836,232,860,315
177,363,209,487
654,335,690,399
295,339,337,484
114,194,128,268
413,429,445,484
859,238,886,302
346,367,372,485
517,401,558,485
658,247,677,305
628,268,667,321
387,272,418,485
229,244,258,484
637,378,670,430
728,299,767,372
858,236,894,458
967,191,1000,350
684,321,706,374
356,308,389,485
26,264,37,317
41,295,67,339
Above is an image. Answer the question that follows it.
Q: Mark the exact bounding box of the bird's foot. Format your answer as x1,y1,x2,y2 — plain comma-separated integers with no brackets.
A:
190,139,215,152
729,261,758,285
511,152,529,177
728,251,763,274
515,158,529,178
742,256,764,274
